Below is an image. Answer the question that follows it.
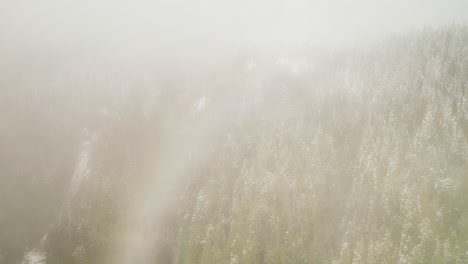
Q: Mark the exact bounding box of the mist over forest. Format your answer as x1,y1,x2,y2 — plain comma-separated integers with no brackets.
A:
1,1,468,263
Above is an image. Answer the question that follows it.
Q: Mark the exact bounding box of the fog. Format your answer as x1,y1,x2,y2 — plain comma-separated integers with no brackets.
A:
1,1,468,264
1,0,468,57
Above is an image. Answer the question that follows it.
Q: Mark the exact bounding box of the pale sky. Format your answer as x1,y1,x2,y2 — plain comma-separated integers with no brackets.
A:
1,0,467,59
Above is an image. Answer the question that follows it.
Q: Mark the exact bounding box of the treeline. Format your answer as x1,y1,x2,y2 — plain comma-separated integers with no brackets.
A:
170,26,468,264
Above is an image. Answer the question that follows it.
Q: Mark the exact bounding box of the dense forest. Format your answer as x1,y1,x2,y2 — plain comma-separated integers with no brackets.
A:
1,26,467,263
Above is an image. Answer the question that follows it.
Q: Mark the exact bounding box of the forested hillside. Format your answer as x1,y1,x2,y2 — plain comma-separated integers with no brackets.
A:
1,26,467,264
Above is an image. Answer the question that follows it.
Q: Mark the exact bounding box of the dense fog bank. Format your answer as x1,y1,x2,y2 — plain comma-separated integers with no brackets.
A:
1,26,468,263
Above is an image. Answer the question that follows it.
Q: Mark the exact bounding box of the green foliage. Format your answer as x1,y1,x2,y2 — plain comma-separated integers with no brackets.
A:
171,26,468,263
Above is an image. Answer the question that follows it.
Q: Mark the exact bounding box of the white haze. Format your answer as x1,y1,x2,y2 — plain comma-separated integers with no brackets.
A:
1,0,468,61
1,1,467,264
